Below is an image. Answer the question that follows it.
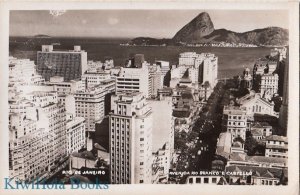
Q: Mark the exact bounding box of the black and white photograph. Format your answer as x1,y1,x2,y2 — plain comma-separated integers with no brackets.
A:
1,1,299,194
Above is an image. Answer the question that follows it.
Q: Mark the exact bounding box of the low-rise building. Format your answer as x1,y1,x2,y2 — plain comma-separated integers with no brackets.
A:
250,122,273,141
265,135,288,158
186,175,228,185
225,165,286,185
222,106,247,141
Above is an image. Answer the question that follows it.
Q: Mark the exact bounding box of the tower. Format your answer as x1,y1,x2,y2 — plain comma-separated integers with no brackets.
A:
109,92,152,184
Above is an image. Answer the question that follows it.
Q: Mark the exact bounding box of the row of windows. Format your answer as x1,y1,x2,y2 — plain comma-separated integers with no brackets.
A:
261,180,277,185
188,177,215,184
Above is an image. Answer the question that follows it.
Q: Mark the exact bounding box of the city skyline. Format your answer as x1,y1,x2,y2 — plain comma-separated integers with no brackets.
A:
7,7,292,187
10,10,289,38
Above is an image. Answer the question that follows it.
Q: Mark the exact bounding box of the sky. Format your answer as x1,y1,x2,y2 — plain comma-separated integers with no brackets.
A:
10,10,289,38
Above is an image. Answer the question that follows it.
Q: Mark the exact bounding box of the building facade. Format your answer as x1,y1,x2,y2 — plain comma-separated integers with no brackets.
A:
116,64,150,98
265,135,288,158
37,45,88,81
74,85,106,132
223,106,247,141
9,91,67,182
109,92,153,184
66,114,86,155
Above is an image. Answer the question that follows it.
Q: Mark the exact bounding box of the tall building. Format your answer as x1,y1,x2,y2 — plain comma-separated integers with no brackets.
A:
65,94,86,155
147,64,163,98
259,74,279,99
279,57,289,135
37,45,88,81
109,92,153,184
116,64,150,98
155,61,170,78
66,114,86,155
252,58,278,96
9,90,67,181
149,98,174,180
9,56,45,87
74,85,106,132
178,52,199,67
176,52,218,88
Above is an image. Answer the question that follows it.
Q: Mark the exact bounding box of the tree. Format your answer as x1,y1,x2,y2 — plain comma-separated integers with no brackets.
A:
244,134,259,156
233,136,245,144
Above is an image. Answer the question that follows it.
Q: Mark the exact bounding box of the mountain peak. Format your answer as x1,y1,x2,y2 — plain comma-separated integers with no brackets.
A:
173,12,214,43
129,12,288,47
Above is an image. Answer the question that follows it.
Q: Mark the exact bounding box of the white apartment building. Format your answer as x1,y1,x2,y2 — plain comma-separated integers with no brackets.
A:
265,135,288,158
9,56,45,87
116,64,150,98
152,143,172,181
200,53,218,88
9,91,67,182
74,85,106,132
171,65,187,79
147,64,163,97
9,125,51,182
177,52,218,88
149,98,174,155
260,74,279,99
81,71,112,88
44,76,84,96
109,92,153,184
178,52,199,67
155,60,170,78
223,106,247,141
66,114,86,155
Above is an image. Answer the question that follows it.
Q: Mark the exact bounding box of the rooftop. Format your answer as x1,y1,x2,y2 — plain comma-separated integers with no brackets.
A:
252,121,272,128
71,150,96,161
226,165,285,179
266,135,288,142
246,156,287,164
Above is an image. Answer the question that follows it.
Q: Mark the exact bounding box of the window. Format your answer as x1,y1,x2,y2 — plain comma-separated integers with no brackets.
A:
212,178,217,183
189,178,193,184
204,178,209,183
140,180,143,183
196,178,201,183
140,138,144,141
140,162,144,165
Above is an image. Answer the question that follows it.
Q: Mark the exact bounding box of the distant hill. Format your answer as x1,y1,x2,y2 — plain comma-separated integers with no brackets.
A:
129,12,288,47
33,34,52,38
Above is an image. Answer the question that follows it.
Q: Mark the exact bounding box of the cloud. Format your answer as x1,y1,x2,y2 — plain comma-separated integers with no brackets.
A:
107,17,119,25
